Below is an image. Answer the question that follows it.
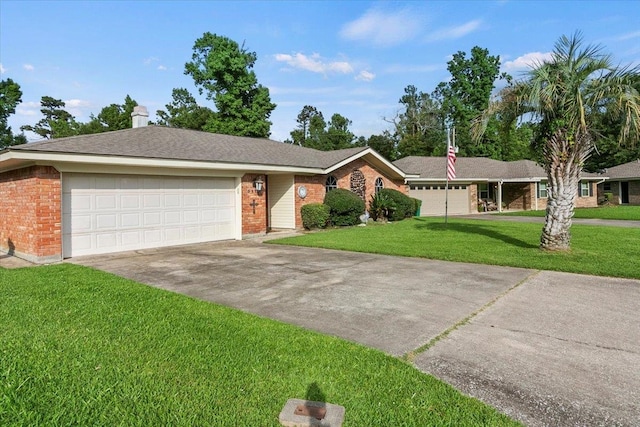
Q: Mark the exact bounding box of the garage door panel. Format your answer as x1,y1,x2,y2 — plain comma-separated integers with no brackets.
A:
96,233,117,248
144,229,162,243
164,211,181,225
164,194,181,207
96,195,117,210
121,195,140,209
121,230,141,246
184,194,199,207
121,213,141,228
63,173,237,257
144,194,162,207
71,194,92,211
96,214,117,229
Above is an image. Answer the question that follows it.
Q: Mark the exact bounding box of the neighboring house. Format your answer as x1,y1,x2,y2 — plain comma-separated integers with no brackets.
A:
394,156,603,216
597,159,640,205
0,108,406,263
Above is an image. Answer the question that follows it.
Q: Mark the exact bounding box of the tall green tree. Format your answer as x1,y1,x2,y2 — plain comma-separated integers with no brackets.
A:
324,113,356,150
21,96,79,139
436,47,510,158
366,131,398,161
184,32,276,137
474,32,640,251
289,105,323,146
78,95,138,134
156,88,214,130
287,106,358,151
390,85,446,158
583,74,640,171
0,78,27,148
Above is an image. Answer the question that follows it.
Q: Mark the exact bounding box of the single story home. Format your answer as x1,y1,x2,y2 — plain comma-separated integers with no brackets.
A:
394,156,605,216
597,159,640,205
0,107,407,263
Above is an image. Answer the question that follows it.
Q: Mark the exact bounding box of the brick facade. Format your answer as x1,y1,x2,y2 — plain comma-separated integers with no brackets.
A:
294,158,407,228
241,174,268,236
0,166,62,263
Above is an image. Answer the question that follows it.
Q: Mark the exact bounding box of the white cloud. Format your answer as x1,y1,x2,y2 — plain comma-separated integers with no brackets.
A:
0,63,6,74
157,65,167,71
355,70,375,82
65,99,91,108
16,101,41,117
275,53,354,75
426,19,482,42
617,31,640,41
143,57,159,65
340,8,422,47
503,52,553,71
23,64,35,71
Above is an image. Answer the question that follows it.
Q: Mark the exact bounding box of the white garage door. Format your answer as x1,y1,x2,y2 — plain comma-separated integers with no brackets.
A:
410,184,470,216
63,173,237,257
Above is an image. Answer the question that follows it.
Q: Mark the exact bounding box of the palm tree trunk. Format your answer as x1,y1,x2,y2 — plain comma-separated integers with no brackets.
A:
540,128,592,251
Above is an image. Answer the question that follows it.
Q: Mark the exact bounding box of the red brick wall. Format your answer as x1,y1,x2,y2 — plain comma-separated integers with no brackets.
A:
0,166,62,262
241,174,268,236
294,159,407,228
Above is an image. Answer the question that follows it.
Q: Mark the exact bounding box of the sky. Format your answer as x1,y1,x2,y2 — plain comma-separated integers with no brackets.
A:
1,0,639,143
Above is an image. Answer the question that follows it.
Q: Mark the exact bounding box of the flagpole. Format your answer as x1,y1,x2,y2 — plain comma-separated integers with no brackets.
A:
445,128,450,224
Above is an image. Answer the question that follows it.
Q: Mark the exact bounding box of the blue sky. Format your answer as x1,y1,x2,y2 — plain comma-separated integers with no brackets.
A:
1,0,639,143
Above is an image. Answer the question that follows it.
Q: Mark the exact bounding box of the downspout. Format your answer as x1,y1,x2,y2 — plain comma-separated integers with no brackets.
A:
498,180,503,212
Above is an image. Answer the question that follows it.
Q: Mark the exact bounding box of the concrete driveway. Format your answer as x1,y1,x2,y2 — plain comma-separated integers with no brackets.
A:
71,240,640,427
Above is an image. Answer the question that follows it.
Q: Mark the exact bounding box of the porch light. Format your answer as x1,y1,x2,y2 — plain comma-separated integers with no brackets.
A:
253,176,264,193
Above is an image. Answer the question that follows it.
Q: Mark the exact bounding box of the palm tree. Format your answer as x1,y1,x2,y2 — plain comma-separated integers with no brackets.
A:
474,32,640,251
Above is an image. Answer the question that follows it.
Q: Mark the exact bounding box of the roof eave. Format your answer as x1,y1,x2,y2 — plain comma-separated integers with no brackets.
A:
324,148,406,179
0,151,325,175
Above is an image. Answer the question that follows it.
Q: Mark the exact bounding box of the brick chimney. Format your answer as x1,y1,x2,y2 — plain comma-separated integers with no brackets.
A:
131,105,149,128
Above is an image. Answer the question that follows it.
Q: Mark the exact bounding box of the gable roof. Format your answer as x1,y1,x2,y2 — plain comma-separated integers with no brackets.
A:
394,156,603,181
605,159,640,180
0,126,405,179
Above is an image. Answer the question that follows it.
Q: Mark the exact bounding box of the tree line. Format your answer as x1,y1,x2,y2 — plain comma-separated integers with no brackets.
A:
2,32,638,173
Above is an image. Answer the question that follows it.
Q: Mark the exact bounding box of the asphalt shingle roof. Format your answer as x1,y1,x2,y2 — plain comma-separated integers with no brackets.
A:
394,156,602,180
394,156,547,180
605,159,640,179
9,126,368,169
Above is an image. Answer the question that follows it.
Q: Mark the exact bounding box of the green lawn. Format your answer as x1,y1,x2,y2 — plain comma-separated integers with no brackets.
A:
0,264,519,427
271,217,640,279
496,205,640,220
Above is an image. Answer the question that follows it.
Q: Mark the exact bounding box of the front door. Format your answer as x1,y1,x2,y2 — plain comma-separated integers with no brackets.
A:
621,182,629,204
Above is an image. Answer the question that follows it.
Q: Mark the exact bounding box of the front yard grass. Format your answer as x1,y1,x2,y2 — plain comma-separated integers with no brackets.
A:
0,264,519,426
271,217,640,279
496,205,640,220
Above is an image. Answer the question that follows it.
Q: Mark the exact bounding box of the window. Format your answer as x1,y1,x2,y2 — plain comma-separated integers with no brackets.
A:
580,181,591,197
537,182,548,198
375,177,384,193
478,183,493,199
325,175,337,193
603,182,611,192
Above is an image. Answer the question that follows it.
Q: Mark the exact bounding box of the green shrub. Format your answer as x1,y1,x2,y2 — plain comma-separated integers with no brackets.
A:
323,188,365,226
301,203,330,229
369,192,396,221
377,188,414,221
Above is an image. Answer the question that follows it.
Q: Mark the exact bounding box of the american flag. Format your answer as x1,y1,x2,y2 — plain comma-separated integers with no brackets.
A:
447,146,456,181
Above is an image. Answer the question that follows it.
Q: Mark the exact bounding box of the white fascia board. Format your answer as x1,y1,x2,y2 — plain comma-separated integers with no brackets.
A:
0,151,324,175
324,148,407,179
406,177,544,183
